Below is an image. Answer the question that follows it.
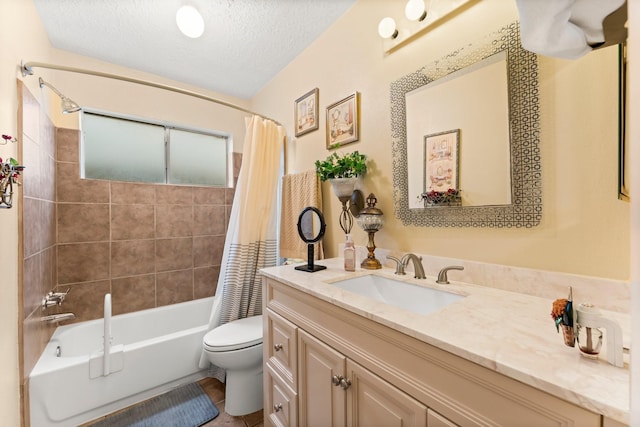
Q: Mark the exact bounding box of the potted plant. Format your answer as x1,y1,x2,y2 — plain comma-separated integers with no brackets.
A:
315,147,367,198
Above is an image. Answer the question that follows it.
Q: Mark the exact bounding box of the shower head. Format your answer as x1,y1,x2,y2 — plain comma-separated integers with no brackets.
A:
38,77,81,114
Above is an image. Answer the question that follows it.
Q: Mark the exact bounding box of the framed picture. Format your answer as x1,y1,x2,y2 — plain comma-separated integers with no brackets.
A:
326,92,359,149
423,129,460,193
294,88,319,137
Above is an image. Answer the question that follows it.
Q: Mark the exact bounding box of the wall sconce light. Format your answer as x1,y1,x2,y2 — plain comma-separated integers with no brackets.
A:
378,0,479,55
330,178,364,234
38,78,81,114
378,17,399,39
405,0,427,22
357,193,384,270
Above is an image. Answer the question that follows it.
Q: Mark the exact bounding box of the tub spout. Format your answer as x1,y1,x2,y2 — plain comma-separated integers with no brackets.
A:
41,313,76,324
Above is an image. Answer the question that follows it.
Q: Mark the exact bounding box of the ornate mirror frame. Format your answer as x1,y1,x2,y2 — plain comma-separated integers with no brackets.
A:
391,22,541,228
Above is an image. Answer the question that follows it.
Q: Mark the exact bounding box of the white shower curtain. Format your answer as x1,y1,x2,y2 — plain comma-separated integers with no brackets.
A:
198,116,285,376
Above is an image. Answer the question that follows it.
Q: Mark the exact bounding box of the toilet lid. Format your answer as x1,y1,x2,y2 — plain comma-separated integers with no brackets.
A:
203,315,263,352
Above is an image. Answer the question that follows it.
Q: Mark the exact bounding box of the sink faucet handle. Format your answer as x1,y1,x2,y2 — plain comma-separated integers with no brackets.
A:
386,256,406,275
436,266,464,284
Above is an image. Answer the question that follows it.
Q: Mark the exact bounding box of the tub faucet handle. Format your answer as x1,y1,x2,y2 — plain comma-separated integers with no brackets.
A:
42,288,71,309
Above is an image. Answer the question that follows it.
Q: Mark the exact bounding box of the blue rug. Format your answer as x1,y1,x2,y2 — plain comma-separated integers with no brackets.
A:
90,382,219,427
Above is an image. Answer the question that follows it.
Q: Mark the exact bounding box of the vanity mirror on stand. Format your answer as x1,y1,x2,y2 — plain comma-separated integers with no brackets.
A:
294,206,327,272
391,21,542,228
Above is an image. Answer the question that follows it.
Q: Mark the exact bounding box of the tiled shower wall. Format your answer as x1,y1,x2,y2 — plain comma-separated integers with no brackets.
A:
19,81,57,406
55,129,240,319
19,81,241,415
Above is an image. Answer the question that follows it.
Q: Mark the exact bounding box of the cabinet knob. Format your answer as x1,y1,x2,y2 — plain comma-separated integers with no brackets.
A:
331,375,343,386
273,403,283,412
274,343,283,351
339,378,352,390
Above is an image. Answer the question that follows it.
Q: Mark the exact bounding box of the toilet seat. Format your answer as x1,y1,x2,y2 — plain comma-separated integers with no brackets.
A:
203,315,263,352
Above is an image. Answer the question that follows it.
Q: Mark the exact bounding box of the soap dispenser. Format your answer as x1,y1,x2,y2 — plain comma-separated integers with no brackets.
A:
344,234,355,272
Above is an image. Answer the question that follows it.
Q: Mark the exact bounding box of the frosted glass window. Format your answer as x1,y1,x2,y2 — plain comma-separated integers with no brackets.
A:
82,114,165,183
169,129,227,186
81,111,230,187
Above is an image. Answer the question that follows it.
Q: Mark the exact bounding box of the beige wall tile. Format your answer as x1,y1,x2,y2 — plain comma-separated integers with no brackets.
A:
156,238,193,272
55,128,80,162
43,200,56,249
156,185,193,205
193,187,226,205
111,204,155,240
111,275,156,315
22,255,40,317
193,235,225,267
59,281,111,322
156,270,193,306
111,240,155,278
22,137,42,199
57,203,110,243
156,205,193,238
56,162,110,203
57,242,110,284
22,197,42,258
193,205,226,236
194,266,219,299
40,149,56,202
111,182,156,205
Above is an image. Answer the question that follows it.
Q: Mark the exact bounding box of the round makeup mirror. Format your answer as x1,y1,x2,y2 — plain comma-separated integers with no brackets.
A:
294,206,327,272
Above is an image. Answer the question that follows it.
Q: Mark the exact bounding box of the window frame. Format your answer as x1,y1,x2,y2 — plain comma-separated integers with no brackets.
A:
80,108,233,187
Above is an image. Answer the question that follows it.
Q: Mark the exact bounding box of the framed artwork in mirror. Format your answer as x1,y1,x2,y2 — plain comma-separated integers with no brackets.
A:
326,92,359,149
294,88,319,137
424,129,459,193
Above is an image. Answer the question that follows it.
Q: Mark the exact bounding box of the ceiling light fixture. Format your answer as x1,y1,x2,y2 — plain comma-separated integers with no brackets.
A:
405,0,427,22
378,17,398,39
176,5,205,38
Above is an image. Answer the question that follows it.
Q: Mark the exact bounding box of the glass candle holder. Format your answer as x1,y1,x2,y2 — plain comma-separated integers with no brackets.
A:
576,324,603,359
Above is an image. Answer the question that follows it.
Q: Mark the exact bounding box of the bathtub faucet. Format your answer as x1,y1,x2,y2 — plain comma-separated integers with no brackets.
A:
40,313,76,324
42,288,71,309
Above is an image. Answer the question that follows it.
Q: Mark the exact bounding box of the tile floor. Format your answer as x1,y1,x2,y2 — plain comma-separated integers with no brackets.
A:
84,377,264,427
199,377,264,427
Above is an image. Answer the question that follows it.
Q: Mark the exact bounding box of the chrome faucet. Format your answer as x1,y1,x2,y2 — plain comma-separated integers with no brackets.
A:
436,266,464,284
401,253,426,279
386,253,426,279
42,288,70,309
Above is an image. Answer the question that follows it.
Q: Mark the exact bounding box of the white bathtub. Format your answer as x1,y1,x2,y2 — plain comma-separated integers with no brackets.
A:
29,297,214,427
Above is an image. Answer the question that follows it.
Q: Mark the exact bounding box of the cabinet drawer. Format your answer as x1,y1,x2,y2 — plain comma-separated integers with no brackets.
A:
428,409,459,427
265,363,298,427
265,309,298,391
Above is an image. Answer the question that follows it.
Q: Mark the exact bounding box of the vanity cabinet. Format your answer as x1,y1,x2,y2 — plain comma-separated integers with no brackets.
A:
263,277,601,427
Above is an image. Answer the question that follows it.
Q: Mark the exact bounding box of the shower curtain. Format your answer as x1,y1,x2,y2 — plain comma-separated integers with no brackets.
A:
198,116,285,377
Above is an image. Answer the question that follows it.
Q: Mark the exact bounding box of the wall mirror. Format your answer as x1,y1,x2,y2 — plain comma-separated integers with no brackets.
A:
391,22,541,228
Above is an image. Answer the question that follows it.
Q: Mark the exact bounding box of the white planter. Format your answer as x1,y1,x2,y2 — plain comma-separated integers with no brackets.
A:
329,177,358,199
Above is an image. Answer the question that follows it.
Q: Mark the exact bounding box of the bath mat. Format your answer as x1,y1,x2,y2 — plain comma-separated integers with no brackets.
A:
90,382,219,427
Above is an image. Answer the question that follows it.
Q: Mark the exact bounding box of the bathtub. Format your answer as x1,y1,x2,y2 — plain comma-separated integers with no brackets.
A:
29,297,214,427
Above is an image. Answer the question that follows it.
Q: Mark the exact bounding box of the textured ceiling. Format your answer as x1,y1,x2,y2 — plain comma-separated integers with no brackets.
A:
32,0,356,99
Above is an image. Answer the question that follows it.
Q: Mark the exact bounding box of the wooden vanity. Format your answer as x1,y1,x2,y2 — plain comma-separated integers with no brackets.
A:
261,261,630,426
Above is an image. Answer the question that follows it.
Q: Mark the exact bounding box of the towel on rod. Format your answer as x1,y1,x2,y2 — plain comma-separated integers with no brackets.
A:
280,169,324,260
516,0,626,60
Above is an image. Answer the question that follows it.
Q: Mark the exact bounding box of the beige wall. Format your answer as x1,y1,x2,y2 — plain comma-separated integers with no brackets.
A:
252,0,629,281
0,0,52,424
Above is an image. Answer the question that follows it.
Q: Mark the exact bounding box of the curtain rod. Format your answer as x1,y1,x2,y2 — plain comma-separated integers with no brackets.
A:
21,61,283,127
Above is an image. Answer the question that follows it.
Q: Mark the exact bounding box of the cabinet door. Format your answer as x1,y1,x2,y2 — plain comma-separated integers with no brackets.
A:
345,359,427,427
298,329,346,427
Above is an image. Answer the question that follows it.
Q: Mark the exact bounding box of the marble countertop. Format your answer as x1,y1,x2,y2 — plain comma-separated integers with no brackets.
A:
261,258,630,424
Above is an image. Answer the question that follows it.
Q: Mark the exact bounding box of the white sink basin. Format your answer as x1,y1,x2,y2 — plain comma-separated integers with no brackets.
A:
330,274,464,315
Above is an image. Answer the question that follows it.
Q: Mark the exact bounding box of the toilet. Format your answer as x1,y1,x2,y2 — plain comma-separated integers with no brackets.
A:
202,315,264,416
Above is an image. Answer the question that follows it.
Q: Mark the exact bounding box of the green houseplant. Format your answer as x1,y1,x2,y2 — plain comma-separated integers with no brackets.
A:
314,148,367,182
